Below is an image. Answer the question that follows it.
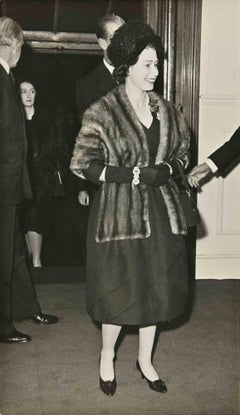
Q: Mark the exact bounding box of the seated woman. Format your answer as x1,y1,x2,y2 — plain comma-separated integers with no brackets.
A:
19,78,69,267
71,21,191,396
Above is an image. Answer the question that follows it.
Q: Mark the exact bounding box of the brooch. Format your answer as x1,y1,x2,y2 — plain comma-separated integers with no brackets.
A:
148,98,160,121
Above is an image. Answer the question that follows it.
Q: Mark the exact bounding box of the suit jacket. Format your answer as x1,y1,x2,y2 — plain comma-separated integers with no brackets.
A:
75,61,116,123
0,64,32,205
209,127,240,173
75,61,117,193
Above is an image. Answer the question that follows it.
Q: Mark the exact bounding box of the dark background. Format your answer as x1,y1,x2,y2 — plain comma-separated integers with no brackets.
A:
3,0,143,32
3,0,145,266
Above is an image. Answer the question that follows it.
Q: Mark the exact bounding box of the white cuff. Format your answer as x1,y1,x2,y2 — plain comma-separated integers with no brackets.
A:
206,158,218,173
99,166,106,181
72,170,87,180
176,158,185,167
165,163,173,175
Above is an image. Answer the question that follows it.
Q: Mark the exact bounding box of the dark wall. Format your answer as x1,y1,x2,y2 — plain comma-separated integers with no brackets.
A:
14,46,102,117
2,0,143,32
14,51,104,267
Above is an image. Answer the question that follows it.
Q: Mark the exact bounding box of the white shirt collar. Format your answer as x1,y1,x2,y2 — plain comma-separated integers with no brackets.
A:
0,57,10,74
103,58,114,75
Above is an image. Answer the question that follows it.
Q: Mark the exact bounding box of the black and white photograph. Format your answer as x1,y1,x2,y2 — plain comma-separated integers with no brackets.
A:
0,1,239,414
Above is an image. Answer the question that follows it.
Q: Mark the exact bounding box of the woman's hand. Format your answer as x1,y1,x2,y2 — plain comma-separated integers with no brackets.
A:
105,166,132,183
105,164,171,186
140,164,170,186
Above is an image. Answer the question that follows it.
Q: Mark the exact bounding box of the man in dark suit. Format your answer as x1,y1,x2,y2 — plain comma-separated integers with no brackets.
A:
188,126,240,187
75,14,124,206
75,14,124,123
0,16,58,344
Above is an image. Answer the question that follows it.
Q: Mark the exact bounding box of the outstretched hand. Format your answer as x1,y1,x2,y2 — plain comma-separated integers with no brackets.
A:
187,162,212,187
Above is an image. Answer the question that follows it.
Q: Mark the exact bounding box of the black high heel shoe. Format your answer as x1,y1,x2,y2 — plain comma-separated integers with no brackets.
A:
99,356,117,397
99,377,117,397
136,360,167,393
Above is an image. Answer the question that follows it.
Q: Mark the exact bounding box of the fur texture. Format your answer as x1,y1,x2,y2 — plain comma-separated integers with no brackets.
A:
70,84,190,242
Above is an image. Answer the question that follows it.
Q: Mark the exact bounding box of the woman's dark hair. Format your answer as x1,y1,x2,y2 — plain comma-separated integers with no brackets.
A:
18,77,37,90
17,77,43,112
107,20,163,84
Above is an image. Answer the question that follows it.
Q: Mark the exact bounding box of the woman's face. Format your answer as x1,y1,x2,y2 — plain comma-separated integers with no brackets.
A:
19,82,36,107
127,46,159,91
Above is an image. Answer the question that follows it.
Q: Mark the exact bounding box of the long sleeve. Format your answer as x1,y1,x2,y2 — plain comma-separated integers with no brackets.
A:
209,127,240,173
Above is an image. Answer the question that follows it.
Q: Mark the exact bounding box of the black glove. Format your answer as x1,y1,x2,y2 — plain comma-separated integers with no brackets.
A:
140,164,170,186
105,166,132,183
82,162,104,186
82,164,132,185
106,164,171,186
85,163,171,186
167,159,184,178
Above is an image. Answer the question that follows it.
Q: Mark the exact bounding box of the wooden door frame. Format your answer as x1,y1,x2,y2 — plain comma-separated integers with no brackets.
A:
144,0,202,278
143,0,202,165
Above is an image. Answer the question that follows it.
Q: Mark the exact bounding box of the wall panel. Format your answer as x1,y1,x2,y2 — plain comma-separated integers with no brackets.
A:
196,0,240,278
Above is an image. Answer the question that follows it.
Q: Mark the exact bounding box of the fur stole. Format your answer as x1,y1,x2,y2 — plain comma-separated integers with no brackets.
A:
70,84,190,242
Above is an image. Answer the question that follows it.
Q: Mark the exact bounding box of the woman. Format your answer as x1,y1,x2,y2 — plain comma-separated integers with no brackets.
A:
19,79,69,267
70,21,190,396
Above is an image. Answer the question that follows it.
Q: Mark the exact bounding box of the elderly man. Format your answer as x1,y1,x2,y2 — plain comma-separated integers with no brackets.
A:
0,16,58,343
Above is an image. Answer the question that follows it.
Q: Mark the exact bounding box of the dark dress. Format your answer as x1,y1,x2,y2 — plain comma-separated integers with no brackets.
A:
86,116,188,325
21,111,69,236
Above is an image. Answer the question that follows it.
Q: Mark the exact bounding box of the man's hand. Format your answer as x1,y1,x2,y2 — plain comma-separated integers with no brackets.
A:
78,190,90,206
187,162,212,187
